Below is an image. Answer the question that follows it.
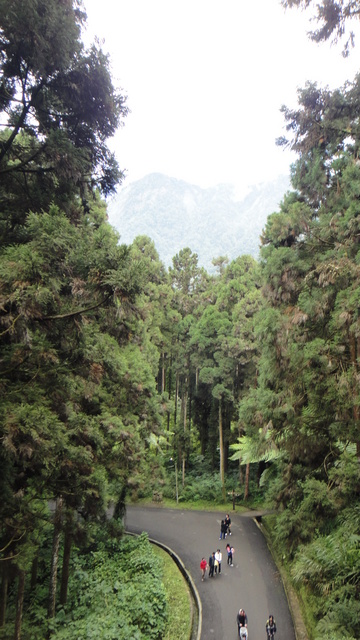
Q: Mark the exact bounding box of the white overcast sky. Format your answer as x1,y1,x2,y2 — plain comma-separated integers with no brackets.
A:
83,0,360,192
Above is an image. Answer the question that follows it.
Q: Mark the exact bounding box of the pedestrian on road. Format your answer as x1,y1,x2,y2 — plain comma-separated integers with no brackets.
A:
225,513,232,535
266,614,277,638
237,608,248,639
215,548,222,574
200,557,207,581
208,552,215,577
226,543,233,566
219,519,227,539
200,557,207,580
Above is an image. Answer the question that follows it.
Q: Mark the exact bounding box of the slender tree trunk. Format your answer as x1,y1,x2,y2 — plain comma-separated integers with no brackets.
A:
181,384,188,487
167,358,172,431
0,561,9,627
161,352,165,393
59,509,74,606
350,334,360,463
48,495,63,619
239,459,243,485
13,570,25,640
238,426,244,485
189,385,192,433
219,398,226,502
30,555,38,591
113,485,127,521
244,463,250,500
174,373,179,426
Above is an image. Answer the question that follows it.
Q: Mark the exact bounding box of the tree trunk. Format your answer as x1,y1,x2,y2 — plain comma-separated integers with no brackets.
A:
13,570,25,640
30,555,38,591
181,383,188,487
59,509,74,606
238,425,244,485
350,334,360,464
174,373,179,426
48,495,63,619
219,399,226,502
161,352,165,393
167,358,172,431
239,459,243,485
113,485,127,521
0,561,9,627
244,463,250,500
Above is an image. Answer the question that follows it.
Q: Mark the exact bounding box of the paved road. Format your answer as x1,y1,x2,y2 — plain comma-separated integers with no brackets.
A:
126,506,296,640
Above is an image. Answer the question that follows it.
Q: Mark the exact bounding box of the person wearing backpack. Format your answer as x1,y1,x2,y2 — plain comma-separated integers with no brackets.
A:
224,513,232,535
226,543,233,566
266,614,276,638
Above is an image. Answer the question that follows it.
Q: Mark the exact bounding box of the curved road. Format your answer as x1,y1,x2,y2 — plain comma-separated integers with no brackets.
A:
126,506,296,640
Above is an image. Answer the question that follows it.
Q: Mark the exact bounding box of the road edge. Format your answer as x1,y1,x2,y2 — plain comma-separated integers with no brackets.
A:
253,517,309,640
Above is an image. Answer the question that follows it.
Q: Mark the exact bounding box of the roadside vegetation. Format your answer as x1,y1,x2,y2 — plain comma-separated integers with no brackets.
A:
1,1,360,640
152,546,192,640
0,530,170,640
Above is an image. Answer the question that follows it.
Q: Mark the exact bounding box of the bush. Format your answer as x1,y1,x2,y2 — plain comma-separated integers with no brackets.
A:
51,532,167,640
0,531,168,640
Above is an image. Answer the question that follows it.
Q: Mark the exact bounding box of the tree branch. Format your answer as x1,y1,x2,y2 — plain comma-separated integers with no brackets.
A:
38,294,112,321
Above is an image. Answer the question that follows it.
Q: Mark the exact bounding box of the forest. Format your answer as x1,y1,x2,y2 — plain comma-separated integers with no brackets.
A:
0,1,359,639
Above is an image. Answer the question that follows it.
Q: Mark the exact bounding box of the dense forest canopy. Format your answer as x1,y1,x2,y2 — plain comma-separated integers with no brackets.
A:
1,1,360,639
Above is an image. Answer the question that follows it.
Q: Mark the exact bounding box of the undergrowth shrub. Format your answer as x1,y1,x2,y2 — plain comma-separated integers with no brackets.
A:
52,532,167,640
0,531,167,640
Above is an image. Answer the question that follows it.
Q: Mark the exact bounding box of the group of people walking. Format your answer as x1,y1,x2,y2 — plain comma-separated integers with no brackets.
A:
236,609,277,639
219,513,232,539
200,513,234,581
199,511,278,639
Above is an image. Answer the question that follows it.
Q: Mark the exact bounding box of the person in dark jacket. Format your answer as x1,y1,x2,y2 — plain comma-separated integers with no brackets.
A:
219,519,227,539
224,513,232,535
266,614,276,637
208,552,215,577
237,608,248,638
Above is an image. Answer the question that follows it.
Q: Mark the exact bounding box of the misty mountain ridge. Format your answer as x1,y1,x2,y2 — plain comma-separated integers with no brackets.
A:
107,173,290,272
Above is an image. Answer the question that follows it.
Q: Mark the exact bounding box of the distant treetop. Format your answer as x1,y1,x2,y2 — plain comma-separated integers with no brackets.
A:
281,0,360,55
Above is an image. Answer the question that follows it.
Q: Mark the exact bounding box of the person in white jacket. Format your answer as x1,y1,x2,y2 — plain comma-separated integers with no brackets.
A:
215,549,222,574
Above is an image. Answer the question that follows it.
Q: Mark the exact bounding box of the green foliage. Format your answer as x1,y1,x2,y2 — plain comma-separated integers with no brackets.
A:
253,58,360,638
152,546,191,640
281,0,360,54
176,473,224,503
0,0,127,246
2,4,360,637
53,533,167,640
291,507,360,639
0,533,168,640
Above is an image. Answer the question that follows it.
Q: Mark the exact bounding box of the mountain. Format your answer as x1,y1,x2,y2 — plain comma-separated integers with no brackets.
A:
107,173,290,272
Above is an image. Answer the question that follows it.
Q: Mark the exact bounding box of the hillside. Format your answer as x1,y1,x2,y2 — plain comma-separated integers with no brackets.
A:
107,173,290,271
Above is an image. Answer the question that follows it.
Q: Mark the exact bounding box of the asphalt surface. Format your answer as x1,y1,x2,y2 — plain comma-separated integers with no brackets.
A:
125,506,296,640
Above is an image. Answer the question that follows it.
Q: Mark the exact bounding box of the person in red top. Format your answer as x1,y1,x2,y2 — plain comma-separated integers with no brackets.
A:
200,557,207,581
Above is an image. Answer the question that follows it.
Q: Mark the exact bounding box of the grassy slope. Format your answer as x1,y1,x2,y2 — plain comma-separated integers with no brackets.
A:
152,545,192,640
